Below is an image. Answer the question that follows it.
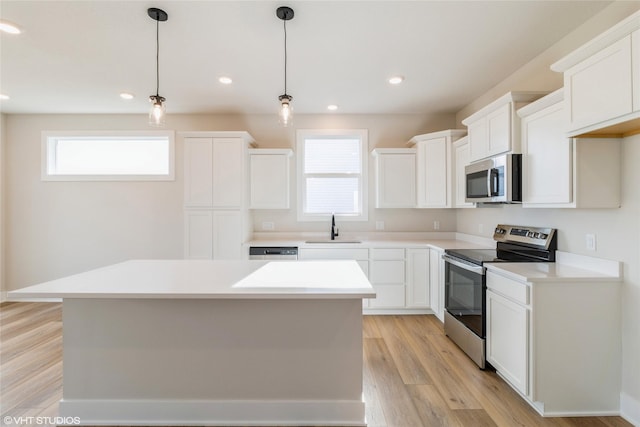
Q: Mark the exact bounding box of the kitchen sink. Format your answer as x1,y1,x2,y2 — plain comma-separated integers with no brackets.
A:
304,240,362,244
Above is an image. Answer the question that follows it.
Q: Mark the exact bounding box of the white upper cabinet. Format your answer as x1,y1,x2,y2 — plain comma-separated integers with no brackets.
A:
551,11,640,137
371,148,416,208
453,136,474,208
183,132,255,209
409,129,466,208
462,92,547,162
249,149,293,209
518,89,621,208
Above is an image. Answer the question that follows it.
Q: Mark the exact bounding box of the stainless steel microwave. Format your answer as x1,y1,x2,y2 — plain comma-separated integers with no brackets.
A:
465,154,522,203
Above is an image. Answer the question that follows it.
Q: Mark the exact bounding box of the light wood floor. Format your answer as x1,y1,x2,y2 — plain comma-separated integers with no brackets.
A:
0,302,633,427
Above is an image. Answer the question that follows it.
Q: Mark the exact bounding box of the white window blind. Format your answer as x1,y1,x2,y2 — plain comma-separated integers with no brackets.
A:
297,130,368,221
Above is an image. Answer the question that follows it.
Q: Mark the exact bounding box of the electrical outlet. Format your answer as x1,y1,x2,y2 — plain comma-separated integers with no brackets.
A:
375,221,385,231
433,220,440,230
478,223,484,234
262,221,275,231
586,233,597,251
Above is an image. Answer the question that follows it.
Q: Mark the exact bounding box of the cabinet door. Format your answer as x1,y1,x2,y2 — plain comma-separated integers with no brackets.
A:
212,210,242,260
565,35,633,132
429,249,444,321
454,138,474,208
184,210,213,259
369,259,405,308
184,138,213,207
467,119,488,162
487,103,511,156
522,101,572,205
487,289,529,396
417,138,448,208
249,153,290,209
375,153,416,208
212,138,244,208
406,249,429,308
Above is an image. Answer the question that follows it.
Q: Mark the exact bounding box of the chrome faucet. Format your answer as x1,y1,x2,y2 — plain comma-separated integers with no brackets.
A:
330,214,339,240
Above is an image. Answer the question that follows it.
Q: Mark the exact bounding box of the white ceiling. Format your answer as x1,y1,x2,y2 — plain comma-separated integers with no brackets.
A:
0,1,613,116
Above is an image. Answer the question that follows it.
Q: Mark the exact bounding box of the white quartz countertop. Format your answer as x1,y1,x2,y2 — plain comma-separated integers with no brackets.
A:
8,259,376,300
485,251,622,283
246,238,493,251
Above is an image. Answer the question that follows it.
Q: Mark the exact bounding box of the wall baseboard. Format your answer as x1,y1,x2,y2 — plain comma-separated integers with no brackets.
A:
0,291,6,303
60,398,366,426
621,392,640,427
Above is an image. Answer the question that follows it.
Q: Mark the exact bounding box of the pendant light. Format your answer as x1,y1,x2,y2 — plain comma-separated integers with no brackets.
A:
148,8,168,127
276,6,294,127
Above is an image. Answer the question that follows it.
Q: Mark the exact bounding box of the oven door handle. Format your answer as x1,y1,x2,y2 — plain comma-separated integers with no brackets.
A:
442,254,485,274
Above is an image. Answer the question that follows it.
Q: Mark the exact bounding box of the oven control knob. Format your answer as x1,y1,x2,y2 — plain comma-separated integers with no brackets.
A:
539,233,548,239
495,227,505,235
526,231,534,238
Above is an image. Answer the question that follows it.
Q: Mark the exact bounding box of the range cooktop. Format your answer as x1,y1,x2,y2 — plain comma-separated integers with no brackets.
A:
445,224,558,266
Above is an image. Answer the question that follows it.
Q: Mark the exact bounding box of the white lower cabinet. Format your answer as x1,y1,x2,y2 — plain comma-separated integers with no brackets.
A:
369,248,405,309
299,245,437,313
486,268,621,415
428,249,445,321
486,288,529,396
406,249,429,308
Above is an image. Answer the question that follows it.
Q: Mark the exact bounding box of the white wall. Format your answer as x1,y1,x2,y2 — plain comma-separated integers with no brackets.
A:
249,113,459,234
4,112,456,292
454,2,640,422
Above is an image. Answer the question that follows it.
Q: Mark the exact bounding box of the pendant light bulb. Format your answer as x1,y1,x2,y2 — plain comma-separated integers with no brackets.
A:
147,8,168,127
279,94,293,127
276,7,294,128
149,95,166,126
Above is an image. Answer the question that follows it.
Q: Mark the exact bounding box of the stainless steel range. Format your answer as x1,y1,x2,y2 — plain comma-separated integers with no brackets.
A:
442,224,557,369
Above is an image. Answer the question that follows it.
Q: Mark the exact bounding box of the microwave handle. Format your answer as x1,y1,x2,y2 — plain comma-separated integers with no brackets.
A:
489,168,500,196
486,170,492,197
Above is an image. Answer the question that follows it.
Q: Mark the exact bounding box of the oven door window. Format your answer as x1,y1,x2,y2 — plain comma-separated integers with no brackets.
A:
445,261,485,338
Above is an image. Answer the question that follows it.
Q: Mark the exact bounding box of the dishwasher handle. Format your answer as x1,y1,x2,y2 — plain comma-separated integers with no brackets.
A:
249,246,298,259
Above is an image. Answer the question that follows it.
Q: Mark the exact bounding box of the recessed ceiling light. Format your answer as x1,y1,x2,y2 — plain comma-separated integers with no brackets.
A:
120,92,134,100
0,94,9,100
388,76,404,85
219,76,233,85
327,104,338,111
0,20,21,34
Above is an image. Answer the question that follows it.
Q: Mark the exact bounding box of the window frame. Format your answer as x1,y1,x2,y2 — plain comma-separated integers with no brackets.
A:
296,128,368,222
41,130,175,181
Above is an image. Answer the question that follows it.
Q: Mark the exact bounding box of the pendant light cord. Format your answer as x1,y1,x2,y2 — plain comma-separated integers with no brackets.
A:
283,17,287,95
155,17,160,97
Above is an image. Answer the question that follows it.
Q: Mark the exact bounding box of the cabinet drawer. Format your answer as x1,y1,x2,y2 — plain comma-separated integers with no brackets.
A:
298,248,369,261
487,271,529,305
370,248,405,260
370,260,405,284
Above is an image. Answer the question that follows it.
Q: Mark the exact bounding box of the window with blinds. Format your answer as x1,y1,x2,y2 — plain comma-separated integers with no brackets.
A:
297,129,368,221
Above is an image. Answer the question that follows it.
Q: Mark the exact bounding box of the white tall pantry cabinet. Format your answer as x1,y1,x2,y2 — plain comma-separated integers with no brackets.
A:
182,132,255,259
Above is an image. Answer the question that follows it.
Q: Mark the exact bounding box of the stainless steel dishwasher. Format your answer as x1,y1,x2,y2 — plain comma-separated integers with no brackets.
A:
249,246,298,260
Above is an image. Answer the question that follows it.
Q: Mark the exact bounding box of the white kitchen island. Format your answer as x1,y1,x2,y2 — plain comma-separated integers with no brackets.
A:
9,259,375,426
